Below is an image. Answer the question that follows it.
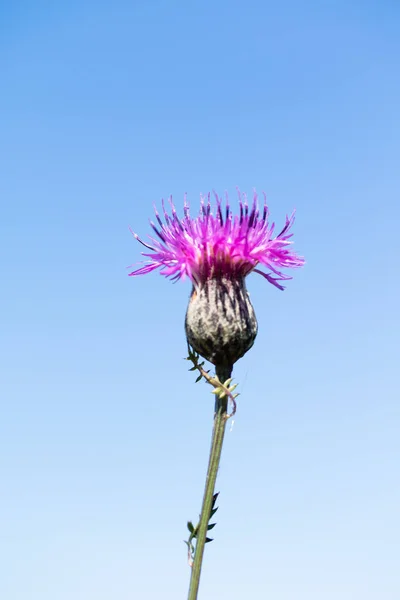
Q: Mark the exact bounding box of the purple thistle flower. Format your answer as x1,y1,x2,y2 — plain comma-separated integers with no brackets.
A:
129,190,304,290
130,190,304,374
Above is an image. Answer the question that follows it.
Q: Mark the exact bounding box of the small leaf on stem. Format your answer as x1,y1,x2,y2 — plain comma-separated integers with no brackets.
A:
187,521,195,533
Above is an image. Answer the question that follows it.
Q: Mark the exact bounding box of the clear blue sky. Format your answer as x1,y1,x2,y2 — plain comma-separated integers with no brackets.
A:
1,2,399,599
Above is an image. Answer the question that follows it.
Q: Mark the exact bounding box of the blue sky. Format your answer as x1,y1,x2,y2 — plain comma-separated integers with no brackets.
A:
1,1,400,599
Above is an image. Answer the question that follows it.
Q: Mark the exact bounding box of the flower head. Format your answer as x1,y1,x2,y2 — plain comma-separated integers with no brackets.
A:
129,190,304,290
130,190,304,371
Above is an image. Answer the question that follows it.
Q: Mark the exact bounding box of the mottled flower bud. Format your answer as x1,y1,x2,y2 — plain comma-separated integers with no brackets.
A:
185,277,258,370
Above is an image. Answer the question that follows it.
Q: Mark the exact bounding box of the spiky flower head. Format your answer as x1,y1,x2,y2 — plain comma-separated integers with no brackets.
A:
129,190,304,373
129,190,304,290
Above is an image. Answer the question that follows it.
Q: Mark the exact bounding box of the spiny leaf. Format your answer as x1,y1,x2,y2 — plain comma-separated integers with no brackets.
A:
195,374,202,383
205,537,214,543
210,507,218,517
207,523,216,530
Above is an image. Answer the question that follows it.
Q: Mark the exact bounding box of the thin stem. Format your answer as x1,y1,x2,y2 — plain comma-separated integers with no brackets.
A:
187,365,231,600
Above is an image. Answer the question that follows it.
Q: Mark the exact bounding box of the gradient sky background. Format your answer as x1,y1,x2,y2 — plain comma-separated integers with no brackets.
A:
1,2,400,599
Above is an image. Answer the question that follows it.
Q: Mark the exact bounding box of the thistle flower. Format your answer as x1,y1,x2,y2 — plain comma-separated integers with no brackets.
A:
130,190,305,599
129,190,304,376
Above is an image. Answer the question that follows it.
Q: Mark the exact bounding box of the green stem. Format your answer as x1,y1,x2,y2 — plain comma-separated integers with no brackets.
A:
187,365,231,600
